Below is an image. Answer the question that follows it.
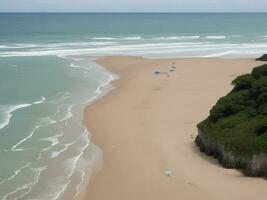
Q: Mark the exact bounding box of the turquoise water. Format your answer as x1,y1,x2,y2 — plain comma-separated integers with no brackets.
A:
1,13,267,58
0,13,267,199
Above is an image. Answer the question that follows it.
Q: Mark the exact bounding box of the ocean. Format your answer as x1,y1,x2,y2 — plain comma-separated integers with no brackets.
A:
0,13,267,199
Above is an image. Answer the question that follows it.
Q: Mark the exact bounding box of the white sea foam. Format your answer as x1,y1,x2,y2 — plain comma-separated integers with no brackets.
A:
10,126,40,151
154,36,200,40
33,97,46,104
0,42,116,50
205,36,227,39
200,50,236,57
49,143,72,159
0,162,32,185
9,167,47,200
92,37,115,40
52,133,90,200
1,125,85,199
92,36,142,40
73,170,85,199
70,63,91,71
39,136,60,148
0,97,46,130
0,44,38,49
123,36,142,40
0,104,31,130
1,165,46,200
231,35,241,37
1,41,267,58
0,45,147,200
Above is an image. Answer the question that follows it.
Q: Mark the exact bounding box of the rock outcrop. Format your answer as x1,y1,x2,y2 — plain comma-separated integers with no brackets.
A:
195,128,267,177
256,54,267,61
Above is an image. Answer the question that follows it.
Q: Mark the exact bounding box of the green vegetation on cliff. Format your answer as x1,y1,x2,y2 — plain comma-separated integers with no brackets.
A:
198,64,267,158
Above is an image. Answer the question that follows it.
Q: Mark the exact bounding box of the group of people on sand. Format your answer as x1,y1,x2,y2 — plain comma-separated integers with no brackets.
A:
154,62,176,77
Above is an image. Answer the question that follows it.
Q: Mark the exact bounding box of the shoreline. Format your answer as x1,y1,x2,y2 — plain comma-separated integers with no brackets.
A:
83,56,267,200
74,62,120,200
65,60,119,200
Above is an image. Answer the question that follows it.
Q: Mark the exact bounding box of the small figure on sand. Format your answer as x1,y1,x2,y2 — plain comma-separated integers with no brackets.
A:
169,62,176,72
164,170,172,177
171,62,176,69
154,68,161,75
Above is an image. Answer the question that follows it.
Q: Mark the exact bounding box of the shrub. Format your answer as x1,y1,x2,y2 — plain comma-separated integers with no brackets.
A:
232,74,254,91
258,103,267,115
209,90,251,122
198,64,267,158
252,64,267,79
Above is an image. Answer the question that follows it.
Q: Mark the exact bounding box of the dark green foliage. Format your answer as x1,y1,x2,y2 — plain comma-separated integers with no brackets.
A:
209,90,251,122
198,64,267,158
258,103,267,115
231,74,254,91
252,64,267,79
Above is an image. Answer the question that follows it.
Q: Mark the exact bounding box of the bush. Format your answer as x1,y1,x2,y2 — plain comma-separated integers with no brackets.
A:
251,76,267,97
252,64,267,79
209,90,251,122
198,64,267,158
232,74,254,91
258,103,267,115
252,116,267,136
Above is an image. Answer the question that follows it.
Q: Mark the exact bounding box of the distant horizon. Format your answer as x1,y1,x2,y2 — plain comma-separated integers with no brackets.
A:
1,11,267,14
2,0,267,13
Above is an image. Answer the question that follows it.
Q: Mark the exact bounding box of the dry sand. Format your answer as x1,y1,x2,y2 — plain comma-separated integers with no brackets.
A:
83,56,267,200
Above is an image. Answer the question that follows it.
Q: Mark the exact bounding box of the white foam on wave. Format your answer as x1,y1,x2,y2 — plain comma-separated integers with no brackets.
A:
92,37,115,40
1,40,267,59
0,104,31,130
123,36,142,40
0,44,38,49
3,167,47,200
200,50,236,58
38,93,76,128
92,36,142,40
43,41,117,47
205,36,227,39
9,130,90,200
0,58,116,200
70,63,91,72
33,97,46,105
0,42,116,50
0,129,64,189
49,143,72,159
74,170,85,199
51,61,116,199
231,35,241,38
10,126,40,151
95,72,116,95
1,106,79,198
52,132,90,200
0,162,32,185
258,35,267,39
0,97,46,130
154,36,200,40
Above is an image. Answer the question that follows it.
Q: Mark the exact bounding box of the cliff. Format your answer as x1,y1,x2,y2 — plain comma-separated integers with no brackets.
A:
256,54,267,61
195,64,267,177
195,129,267,177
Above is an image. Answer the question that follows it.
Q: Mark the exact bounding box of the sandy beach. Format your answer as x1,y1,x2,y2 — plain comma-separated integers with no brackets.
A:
83,56,267,200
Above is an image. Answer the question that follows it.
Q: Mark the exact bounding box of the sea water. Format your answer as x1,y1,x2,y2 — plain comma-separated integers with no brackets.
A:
0,13,267,199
